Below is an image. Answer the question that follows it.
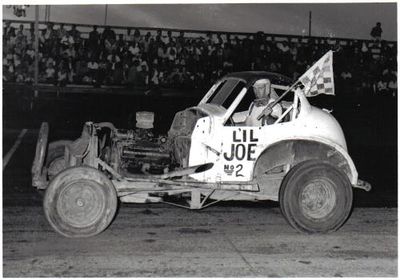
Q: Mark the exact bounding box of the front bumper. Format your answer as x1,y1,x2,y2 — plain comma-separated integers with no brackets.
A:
354,179,372,192
31,122,49,189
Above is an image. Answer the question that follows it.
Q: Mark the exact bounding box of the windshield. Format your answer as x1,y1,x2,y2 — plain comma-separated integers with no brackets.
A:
207,79,247,109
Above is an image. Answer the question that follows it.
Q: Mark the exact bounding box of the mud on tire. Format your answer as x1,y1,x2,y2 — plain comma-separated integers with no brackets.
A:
44,166,118,238
279,160,353,233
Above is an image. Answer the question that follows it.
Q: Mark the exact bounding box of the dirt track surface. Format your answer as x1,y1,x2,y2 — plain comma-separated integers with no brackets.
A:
3,205,397,277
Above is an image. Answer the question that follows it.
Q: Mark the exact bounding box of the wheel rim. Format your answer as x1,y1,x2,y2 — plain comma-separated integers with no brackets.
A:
56,180,106,228
300,179,336,220
48,157,66,179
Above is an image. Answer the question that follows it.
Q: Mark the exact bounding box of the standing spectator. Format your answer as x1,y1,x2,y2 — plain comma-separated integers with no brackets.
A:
57,23,68,40
102,26,116,42
370,22,383,41
44,23,56,41
125,28,134,42
88,25,100,50
4,21,12,38
133,28,141,44
116,34,125,53
6,27,16,48
69,24,81,41
140,32,152,53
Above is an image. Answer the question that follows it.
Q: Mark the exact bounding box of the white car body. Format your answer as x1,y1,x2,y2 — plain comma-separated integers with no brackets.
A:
186,73,359,200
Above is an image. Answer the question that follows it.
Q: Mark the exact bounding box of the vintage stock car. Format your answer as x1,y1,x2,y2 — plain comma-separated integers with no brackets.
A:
32,69,371,238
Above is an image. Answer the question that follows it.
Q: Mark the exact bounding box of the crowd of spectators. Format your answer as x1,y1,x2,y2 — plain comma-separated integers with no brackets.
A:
3,21,397,96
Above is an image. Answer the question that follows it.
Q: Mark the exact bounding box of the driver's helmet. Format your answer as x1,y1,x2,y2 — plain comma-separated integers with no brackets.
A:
253,79,271,99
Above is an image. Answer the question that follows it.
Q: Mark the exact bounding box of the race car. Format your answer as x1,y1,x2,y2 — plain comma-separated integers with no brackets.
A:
32,65,371,238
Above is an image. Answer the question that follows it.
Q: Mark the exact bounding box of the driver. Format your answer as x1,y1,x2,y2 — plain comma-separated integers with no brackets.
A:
245,78,282,126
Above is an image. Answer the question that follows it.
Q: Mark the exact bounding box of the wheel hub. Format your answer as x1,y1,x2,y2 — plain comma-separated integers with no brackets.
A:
57,180,106,228
76,198,85,207
300,179,336,219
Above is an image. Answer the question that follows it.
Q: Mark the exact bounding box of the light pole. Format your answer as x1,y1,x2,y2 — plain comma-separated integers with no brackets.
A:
104,4,108,25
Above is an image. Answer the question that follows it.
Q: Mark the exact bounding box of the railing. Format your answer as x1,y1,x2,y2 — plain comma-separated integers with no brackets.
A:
4,19,397,48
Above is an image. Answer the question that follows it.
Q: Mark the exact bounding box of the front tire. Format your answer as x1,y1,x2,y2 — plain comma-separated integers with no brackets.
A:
279,160,353,233
44,167,118,238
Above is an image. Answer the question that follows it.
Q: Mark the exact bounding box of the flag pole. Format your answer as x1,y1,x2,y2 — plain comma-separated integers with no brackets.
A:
257,80,300,120
269,81,300,109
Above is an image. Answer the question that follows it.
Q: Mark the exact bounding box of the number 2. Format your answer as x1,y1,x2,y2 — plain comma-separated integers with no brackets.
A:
236,164,244,177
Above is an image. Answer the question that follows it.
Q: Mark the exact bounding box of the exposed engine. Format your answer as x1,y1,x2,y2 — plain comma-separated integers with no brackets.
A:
99,109,207,176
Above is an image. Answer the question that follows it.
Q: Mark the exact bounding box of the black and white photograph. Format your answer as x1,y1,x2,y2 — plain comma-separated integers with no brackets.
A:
2,2,397,277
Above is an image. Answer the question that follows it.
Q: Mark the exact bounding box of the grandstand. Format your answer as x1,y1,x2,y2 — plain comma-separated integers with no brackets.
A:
3,19,397,97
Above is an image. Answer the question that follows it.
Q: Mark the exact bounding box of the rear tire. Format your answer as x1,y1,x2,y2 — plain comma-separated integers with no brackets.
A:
44,166,118,238
279,160,353,233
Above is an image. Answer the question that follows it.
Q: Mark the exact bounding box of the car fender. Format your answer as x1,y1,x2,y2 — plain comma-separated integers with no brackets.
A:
253,136,358,186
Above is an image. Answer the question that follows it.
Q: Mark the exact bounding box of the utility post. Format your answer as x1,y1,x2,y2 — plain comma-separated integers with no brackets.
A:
308,11,312,37
34,5,39,100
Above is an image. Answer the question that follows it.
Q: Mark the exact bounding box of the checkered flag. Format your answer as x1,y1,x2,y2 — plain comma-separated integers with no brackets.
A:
298,51,335,97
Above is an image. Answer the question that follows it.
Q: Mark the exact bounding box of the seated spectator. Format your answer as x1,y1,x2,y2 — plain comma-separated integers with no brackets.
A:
127,60,140,86
128,41,140,56
57,65,68,86
60,32,74,48
96,59,107,84
24,45,35,63
87,57,99,84
113,61,125,85
74,58,88,83
107,51,121,69
62,45,76,60
149,63,161,86
45,63,56,83
25,62,34,83
167,42,177,65
104,36,117,55
388,73,397,97
116,34,125,50
376,78,388,95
